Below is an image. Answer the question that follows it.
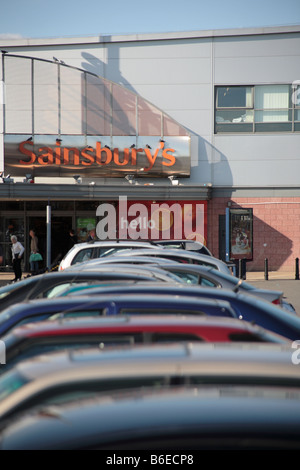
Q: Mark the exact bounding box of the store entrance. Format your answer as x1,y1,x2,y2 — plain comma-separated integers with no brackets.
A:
28,216,72,268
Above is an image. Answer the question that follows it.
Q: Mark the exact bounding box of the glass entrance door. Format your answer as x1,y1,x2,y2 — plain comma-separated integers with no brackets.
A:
28,216,72,269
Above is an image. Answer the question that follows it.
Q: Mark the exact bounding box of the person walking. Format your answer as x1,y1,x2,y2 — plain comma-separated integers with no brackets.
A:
11,235,25,282
29,229,40,275
69,229,78,248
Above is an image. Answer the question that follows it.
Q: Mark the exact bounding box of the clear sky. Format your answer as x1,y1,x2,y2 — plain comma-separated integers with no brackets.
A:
0,0,300,40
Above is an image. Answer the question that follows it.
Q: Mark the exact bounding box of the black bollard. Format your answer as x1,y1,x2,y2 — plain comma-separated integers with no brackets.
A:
296,258,299,280
264,258,268,280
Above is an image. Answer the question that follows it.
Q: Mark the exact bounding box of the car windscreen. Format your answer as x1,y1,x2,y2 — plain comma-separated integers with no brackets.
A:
0,370,30,401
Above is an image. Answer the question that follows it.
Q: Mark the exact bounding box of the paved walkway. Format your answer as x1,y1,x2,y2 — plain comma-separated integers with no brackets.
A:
0,270,296,284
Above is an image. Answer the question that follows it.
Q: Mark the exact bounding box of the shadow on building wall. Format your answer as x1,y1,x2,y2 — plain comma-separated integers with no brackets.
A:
214,201,293,272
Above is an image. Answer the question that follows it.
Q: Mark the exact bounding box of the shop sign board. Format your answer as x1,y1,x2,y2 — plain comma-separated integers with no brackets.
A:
4,135,191,178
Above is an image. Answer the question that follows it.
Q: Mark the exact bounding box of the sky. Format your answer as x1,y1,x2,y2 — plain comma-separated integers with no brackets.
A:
0,0,300,40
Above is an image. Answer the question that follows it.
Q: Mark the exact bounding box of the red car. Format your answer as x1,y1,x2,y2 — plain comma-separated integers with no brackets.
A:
1,315,289,374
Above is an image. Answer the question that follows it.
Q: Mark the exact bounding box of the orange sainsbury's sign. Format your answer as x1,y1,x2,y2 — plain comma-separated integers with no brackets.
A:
4,135,191,177
19,141,175,171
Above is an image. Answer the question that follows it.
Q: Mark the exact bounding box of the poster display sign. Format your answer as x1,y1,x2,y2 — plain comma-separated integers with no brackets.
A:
229,208,253,260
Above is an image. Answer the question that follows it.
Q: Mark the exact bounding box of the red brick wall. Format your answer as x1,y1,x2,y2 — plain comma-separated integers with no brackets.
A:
208,197,300,272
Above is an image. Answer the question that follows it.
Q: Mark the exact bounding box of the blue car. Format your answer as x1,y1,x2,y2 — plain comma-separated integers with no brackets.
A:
0,294,237,337
62,284,300,340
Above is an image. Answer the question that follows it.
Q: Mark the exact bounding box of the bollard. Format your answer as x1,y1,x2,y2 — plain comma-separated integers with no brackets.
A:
296,258,299,280
238,259,242,279
264,258,269,280
238,259,246,280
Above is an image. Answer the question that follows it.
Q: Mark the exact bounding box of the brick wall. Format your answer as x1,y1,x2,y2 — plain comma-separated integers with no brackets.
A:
208,197,300,272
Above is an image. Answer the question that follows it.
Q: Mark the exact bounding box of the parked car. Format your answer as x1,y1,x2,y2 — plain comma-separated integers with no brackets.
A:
58,240,159,271
0,293,239,338
0,342,298,424
0,267,182,313
2,384,300,449
65,283,300,339
73,259,290,311
152,239,213,256
97,248,233,275
148,263,293,310
0,314,289,374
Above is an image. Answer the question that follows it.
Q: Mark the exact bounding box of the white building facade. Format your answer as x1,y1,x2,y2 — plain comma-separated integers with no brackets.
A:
0,25,300,272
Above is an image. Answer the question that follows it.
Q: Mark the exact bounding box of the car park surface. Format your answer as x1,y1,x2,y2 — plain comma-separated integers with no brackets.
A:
0,314,289,374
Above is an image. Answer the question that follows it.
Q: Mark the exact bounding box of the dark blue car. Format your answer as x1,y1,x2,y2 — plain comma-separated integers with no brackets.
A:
62,284,300,340
0,294,237,337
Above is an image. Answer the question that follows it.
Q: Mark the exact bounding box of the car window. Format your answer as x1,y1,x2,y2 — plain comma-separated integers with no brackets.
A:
119,308,207,316
42,283,76,298
49,310,105,320
169,272,200,285
199,277,218,288
0,370,29,401
71,248,94,265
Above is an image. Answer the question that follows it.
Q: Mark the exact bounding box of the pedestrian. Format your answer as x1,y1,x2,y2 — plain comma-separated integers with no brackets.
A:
69,228,78,248
11,235,24,282
29,229,41,275
87,228,96,242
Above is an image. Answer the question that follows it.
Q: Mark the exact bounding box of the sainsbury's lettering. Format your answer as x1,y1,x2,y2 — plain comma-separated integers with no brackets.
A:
18,140,176,170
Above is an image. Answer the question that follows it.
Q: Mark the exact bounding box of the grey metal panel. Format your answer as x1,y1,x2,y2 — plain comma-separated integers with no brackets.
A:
131,84,212,111
106,39,211,59
212,134,300,186
106,58,211,85
214,33,300,58
214,56,300,84
0,183,211,201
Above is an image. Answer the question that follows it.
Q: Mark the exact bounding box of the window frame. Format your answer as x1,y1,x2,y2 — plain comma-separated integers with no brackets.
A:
215,84,299,134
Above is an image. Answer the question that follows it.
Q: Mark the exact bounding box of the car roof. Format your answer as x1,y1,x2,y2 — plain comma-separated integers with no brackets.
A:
68,256,179,267
5,314,286,339
108,248,231,270
0,341,297,422
1,341,297,384
2,384,300,449
64,262,183,281
0,293,236,318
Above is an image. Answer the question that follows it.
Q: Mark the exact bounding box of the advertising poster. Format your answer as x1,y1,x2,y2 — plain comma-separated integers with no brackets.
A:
229,208,253,260
76,218,96,242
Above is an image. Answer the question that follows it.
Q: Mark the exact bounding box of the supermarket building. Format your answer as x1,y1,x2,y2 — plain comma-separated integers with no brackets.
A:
0,25,300,272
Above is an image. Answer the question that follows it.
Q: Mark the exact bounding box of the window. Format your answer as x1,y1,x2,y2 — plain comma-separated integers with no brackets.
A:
215,86,254,133
215,84,298,133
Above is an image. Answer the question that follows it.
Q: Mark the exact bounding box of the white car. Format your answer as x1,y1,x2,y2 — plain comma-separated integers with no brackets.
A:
58,240,159,271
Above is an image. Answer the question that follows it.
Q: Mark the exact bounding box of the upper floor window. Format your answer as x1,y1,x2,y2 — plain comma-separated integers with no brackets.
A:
215,84,299,133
